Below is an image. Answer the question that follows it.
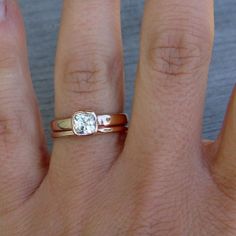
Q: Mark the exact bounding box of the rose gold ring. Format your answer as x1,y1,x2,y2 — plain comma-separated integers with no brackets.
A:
51,111,128,138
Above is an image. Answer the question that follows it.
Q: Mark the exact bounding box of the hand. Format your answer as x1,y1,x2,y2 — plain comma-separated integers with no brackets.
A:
1,1,235,235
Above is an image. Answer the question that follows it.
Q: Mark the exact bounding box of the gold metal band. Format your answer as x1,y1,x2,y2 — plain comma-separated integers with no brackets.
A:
52,126,128,138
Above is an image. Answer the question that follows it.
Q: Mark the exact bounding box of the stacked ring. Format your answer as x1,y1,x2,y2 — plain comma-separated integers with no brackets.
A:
51,111,128,138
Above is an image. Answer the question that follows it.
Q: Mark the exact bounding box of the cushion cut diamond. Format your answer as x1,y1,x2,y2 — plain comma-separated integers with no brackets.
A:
72,112,98,136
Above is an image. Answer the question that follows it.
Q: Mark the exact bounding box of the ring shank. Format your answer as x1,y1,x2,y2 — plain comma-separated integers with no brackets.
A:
52,126,128,138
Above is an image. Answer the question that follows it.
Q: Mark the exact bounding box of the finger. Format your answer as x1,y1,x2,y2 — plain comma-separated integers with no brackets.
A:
210,85,236,193
50,1,124,188
127,0,214,159
0,1,48,214
218,85,236,154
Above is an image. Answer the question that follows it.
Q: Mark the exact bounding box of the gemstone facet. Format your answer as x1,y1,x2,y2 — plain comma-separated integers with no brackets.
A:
72,112,98,136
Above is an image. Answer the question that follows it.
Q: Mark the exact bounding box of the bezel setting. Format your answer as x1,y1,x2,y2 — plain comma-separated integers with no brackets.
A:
72,111,98,136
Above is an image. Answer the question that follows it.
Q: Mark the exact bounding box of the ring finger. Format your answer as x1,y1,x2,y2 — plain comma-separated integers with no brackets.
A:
50,0,124,189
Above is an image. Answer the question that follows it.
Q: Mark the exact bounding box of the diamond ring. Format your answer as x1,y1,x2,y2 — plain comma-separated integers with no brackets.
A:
51,111,128,138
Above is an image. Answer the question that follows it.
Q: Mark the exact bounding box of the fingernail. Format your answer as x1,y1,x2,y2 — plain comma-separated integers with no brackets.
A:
0,0,6,21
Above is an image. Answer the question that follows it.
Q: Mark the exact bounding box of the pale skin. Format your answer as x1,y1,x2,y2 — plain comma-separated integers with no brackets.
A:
0,0,236,235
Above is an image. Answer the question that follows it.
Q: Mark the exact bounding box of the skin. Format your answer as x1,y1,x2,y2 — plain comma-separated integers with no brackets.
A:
0,0,236,235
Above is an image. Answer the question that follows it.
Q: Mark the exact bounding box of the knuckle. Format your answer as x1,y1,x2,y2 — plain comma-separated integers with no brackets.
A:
0,45,18,71
0,112,24,139
62,51,122,95
147,31,211,78
0,112,25,158
146,19,213,80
